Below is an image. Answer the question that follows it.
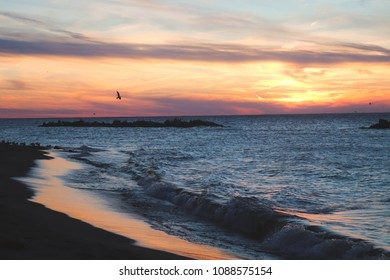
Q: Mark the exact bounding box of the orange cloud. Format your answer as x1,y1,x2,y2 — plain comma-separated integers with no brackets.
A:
1,51,389,118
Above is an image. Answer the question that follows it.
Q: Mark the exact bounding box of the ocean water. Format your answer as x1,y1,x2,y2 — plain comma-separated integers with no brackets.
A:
1,113,390,259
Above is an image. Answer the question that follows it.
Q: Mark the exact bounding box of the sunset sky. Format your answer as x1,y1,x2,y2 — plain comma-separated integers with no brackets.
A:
1,0,390,118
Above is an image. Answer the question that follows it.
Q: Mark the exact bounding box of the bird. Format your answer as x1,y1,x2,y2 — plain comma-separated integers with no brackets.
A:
116,91,122,100
369,102,372,105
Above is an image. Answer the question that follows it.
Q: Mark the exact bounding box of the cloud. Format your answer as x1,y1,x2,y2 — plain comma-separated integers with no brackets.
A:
284,67,327,82
2,7,389,65
335,42,390,55
0,11,42,25
136,96,289,116
0,108,83,118
1,79,30,90
2,93,389,118
1,37,389,65
0,11,93,41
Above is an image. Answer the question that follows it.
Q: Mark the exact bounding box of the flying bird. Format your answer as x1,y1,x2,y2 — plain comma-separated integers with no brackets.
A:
116,91,122,100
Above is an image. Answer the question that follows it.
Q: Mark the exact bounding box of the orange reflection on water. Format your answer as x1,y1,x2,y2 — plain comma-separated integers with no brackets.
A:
22,153,236,260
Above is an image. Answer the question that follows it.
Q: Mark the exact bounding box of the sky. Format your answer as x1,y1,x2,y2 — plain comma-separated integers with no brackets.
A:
1,0,390,118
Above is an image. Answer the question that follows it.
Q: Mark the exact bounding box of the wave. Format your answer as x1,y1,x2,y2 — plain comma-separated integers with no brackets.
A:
128,161,390,259
138,173,287,239
62,145,112,169
65,145,105,154
63,147,390,259
263,223,389,259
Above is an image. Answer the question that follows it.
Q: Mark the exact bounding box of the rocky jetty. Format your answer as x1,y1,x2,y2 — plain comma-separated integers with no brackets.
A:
369,119,390,129
40,118,223,128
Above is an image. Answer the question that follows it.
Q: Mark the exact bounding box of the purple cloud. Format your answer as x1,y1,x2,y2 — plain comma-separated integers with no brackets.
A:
0,108,83,118
134,96,289,116
1,37,389,64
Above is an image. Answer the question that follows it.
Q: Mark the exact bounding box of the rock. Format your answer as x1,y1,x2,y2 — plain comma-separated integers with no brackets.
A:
39,119,223,128
369,119,390,129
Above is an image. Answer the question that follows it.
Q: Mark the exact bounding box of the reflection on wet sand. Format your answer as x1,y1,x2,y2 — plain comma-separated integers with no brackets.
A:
21,153,236,260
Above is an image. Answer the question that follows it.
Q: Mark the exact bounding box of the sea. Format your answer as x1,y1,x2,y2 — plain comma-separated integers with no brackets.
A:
1,113,390,259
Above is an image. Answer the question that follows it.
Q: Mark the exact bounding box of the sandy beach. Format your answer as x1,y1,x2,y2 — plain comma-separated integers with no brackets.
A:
0,142,188,260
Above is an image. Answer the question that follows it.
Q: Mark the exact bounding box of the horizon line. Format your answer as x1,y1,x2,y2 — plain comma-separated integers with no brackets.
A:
1,111,390,120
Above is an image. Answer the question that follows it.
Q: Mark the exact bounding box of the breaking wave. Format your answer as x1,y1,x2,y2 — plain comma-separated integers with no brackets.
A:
263,223,389,259
59,145,390,260
126,158,390,259
138,173,287,239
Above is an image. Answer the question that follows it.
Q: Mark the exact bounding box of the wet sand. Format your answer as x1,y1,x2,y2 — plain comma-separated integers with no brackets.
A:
21,152,235,259
0,142,188,259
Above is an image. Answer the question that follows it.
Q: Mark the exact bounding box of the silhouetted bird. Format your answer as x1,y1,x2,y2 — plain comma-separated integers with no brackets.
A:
369,102,372,105
116,91,122,100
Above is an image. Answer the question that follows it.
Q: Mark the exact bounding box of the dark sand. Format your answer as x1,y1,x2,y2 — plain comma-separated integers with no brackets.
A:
0,142,188,259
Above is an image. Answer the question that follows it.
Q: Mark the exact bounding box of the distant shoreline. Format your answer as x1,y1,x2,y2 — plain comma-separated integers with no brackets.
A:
0,142,188,260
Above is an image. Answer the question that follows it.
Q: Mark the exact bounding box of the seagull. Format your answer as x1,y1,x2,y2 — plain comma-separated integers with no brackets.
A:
116,91,122,100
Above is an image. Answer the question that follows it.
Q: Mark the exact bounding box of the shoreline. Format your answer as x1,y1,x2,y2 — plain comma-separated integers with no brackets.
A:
22,151,236,260
0,142,189,260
